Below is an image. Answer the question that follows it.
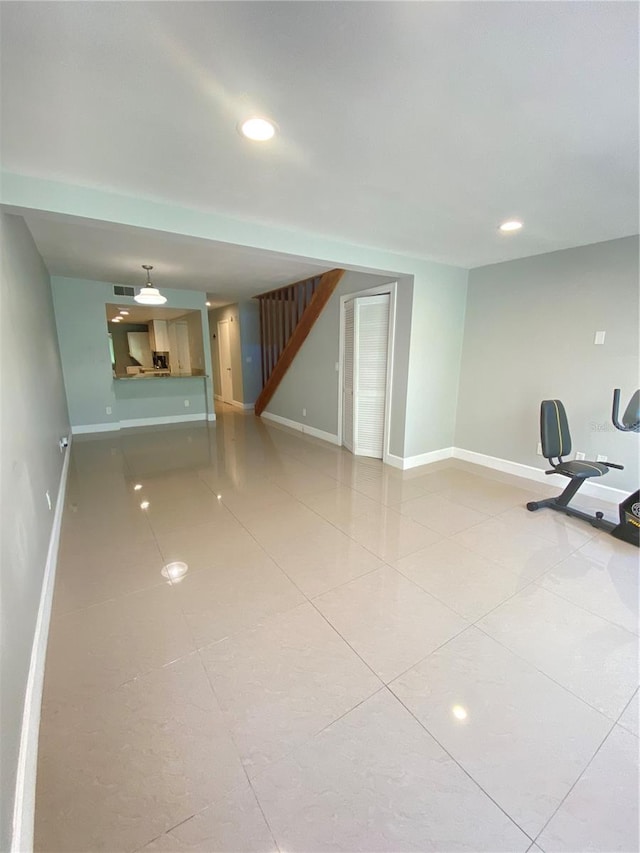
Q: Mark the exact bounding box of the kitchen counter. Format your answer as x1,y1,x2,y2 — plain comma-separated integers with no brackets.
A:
114,373,208,380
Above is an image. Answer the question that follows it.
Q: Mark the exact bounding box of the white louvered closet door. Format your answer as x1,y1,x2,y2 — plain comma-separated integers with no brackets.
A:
344,294,389,458
342,300,355,452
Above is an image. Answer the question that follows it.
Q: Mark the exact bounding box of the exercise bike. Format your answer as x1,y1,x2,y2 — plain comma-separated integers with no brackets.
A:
526,389,639,547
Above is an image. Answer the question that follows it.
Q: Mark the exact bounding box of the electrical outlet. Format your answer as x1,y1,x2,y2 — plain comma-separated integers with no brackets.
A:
536,442,543,456
184,399,190,408
106,406,112,415
302,408,307,417
45,491,52,511
596,454,608,462
575,451,586,460
594,331,606,345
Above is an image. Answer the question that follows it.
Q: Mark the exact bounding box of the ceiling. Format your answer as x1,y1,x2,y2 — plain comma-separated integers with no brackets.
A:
105,304,197,324
1,1,638,282
21,211,332,305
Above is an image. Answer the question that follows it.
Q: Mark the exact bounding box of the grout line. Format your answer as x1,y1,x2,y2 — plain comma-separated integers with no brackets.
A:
616,688,640,739
305,595,388,685
531,579,640,638
471,620,626,724
244,779,282,853
45,417,634,853
390,536,541,621
530,715,622,847
245,685,389,790
381,621,473,686
386,684,535,845
192,652,283,853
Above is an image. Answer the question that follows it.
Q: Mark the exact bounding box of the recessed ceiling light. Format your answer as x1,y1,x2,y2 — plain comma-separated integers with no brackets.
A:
239,116,277,141
119,310,129,315
112,317,122,322
206,301,211,307
499,220,523,232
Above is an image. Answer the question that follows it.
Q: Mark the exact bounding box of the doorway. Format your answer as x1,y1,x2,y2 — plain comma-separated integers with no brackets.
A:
340,287,395,460
218,319,234,403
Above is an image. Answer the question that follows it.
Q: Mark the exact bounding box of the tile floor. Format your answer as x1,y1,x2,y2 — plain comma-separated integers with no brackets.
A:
36,405,639,852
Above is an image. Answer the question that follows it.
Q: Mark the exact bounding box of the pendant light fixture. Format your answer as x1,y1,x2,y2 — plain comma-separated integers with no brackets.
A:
134,264,167,305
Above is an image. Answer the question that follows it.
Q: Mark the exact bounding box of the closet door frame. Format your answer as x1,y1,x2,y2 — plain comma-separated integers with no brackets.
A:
337,281,397,465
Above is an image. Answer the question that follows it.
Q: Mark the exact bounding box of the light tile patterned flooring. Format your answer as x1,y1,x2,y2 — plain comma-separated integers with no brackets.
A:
36,405,639,852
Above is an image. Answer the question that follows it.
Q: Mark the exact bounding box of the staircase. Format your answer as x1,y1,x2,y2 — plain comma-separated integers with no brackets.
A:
254,268,345,416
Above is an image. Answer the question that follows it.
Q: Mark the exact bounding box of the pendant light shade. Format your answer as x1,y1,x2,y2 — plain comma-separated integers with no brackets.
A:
135,265,167,305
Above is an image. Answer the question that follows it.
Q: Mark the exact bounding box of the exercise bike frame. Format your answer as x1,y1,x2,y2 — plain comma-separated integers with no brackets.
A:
527,390,639,547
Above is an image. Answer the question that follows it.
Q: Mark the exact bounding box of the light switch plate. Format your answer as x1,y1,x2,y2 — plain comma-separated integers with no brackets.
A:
594,331,606,345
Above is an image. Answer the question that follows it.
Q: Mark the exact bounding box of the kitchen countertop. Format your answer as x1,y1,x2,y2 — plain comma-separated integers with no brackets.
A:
113,373,208,380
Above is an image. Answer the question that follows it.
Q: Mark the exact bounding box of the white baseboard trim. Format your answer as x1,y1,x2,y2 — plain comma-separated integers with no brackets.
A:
261,411,340,446
12,437,72,853
72,422,119,434
73,414,209,433
385,453,404,469
304,423,340,445
386,447,454,470
452,447,628,503
230,400,255,411
119,413,207,428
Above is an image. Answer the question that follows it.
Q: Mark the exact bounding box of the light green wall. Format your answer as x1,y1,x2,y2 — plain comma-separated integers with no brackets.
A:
239,301,263,406
52,277,117,427
1,174,472,454
114,376,208,421
51,276,214,428
0,213,70,851
456,236,639,491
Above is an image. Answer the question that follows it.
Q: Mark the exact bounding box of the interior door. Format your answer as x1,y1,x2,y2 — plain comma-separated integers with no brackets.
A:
343,294,390,459
174,322,192,376
218,319,233,403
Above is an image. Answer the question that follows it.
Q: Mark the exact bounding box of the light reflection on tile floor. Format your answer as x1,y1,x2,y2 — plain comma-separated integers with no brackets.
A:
36,405,639,852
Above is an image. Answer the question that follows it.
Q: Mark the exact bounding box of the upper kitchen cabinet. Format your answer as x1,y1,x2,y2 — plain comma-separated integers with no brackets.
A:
148,319,170,352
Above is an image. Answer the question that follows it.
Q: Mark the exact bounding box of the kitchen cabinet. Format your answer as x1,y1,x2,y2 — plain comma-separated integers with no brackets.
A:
148,320,170,352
